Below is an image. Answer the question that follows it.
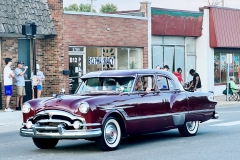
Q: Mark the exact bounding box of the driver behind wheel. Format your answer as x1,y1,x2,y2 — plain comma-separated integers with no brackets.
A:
104,80,116,91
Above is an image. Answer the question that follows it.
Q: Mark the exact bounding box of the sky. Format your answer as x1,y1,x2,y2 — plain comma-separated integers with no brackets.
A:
63,0,240,12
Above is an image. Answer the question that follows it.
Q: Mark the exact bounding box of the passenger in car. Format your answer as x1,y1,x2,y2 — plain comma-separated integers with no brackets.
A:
135,78,151,93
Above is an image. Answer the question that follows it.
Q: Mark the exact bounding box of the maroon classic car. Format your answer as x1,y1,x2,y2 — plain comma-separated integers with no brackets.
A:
20,69,218,151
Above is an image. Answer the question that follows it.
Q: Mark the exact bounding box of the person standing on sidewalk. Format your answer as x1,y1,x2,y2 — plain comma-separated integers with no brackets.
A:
163,65,170,71
14,61,28,110
186,69,202,92
173,68,183,84
155,65,161,70
31,64,45,98
4,58,14,112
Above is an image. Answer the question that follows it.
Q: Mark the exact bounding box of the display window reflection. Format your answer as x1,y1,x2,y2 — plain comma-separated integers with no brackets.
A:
214,53,240,84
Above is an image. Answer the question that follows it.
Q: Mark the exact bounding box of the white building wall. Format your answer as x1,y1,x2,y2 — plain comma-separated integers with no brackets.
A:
147,2,152,69
196,9,215,93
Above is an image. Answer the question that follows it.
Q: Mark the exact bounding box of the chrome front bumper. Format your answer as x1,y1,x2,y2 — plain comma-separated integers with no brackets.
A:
20,110,102,139
20,125,102,139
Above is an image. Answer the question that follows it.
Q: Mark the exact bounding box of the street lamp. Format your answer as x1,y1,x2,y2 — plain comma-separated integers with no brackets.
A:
22,22,37,98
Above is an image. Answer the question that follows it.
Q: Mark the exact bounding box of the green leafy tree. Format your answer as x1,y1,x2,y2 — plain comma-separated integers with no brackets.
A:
64,3,79,11
64,3,96,12
100,3,118,13
79,3,96,12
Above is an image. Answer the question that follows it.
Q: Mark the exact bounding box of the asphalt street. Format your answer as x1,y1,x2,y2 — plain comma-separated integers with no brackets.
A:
0,106,239,160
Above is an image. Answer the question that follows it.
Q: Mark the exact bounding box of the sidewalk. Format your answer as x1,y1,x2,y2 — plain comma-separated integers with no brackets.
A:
0,95,239,132
214,95,240,107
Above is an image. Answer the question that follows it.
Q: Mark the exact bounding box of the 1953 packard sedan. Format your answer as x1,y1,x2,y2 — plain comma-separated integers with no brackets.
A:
20,69,218,151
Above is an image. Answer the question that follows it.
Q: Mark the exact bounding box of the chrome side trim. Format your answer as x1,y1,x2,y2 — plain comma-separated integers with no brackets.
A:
99,105,135,111
118,109,215,121
188,109,215,114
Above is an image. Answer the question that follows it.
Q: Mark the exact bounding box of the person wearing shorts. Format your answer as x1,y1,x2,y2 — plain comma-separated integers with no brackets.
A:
14,61,28,110
31,64,45,98
4,58,14,112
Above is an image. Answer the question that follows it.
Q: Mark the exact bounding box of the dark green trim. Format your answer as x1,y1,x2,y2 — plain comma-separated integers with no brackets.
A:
152,9,203,18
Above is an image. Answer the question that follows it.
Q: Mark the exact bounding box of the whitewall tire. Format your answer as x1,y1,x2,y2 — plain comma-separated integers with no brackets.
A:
178,121,199,137
97,116,121,151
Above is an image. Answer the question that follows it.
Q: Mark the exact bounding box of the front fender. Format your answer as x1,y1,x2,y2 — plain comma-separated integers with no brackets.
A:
101,110,127,136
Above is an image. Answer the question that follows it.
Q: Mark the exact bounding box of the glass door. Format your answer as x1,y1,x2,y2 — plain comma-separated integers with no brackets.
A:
69,46,86,94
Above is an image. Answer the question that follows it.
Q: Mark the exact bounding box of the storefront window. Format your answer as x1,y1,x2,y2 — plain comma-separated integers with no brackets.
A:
129,48,143,69
118,48,128,70
152,45,185,81
86,47,102,73
86,47,143,72
214,53,240,84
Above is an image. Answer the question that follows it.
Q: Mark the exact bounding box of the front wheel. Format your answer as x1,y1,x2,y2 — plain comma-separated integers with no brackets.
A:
178,121,199,137
32,138,59,149
97,116,121,151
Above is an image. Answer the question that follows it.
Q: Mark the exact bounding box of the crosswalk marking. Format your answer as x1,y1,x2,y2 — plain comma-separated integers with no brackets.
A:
210,121,240,127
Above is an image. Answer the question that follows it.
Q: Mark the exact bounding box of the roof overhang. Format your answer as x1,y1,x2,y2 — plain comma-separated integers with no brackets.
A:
209,7,240,48
0,33,45,39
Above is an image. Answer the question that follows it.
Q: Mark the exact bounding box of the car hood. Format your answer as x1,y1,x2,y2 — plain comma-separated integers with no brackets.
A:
35,95,92,114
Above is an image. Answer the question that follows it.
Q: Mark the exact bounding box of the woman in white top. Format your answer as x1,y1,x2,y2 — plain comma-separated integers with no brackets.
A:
31,64,45,98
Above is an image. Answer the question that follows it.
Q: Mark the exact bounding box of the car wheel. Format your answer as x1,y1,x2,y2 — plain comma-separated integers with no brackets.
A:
32,138,59,149
97,116,121,151
178,121,199,137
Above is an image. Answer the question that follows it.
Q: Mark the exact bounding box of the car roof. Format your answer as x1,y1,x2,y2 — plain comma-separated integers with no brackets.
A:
81,69,173,79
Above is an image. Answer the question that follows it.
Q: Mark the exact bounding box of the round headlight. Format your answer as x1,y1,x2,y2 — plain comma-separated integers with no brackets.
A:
22,102,31,113
78,102,89,114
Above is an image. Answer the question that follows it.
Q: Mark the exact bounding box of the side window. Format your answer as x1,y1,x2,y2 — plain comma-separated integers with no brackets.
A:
168,79,178,91
135,75,155,91
156,75,169,90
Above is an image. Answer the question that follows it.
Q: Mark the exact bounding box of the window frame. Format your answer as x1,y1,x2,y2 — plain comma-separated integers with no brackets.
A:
154,74,180,92
133,74,157,93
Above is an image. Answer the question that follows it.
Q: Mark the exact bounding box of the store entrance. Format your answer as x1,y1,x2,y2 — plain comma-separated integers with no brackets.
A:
69,46,86,94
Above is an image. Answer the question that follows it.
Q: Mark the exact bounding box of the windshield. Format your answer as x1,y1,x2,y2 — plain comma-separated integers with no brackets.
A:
75,77,135,94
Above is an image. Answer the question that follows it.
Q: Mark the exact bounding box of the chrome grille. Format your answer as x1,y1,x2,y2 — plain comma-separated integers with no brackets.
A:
29,110,86,128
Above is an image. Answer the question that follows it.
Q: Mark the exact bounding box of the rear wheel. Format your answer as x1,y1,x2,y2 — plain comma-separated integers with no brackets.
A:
97,116,121,151
32,138,59,149
178,121,199,137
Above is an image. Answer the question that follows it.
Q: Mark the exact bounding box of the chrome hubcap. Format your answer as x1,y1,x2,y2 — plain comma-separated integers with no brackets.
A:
186,121,196,131
105,123,117,144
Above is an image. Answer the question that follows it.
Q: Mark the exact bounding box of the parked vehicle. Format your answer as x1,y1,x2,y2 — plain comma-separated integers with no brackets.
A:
20,69,218,151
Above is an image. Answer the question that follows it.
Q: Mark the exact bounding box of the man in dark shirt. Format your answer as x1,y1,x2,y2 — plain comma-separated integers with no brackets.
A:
186,69,202,92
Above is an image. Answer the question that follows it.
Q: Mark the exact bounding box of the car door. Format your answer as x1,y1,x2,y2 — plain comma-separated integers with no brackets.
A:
136,74,166,133
157,75,189,128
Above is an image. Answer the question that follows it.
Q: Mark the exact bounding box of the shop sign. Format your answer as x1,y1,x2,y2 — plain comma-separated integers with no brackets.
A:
69,46,84,52
88,57,114,65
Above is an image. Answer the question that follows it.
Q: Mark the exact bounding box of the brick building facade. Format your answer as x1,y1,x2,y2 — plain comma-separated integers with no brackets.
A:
0,0,148,109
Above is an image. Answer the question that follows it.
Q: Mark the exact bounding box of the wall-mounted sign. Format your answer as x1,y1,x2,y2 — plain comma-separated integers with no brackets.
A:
69,46,84,52
88,57,115,65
